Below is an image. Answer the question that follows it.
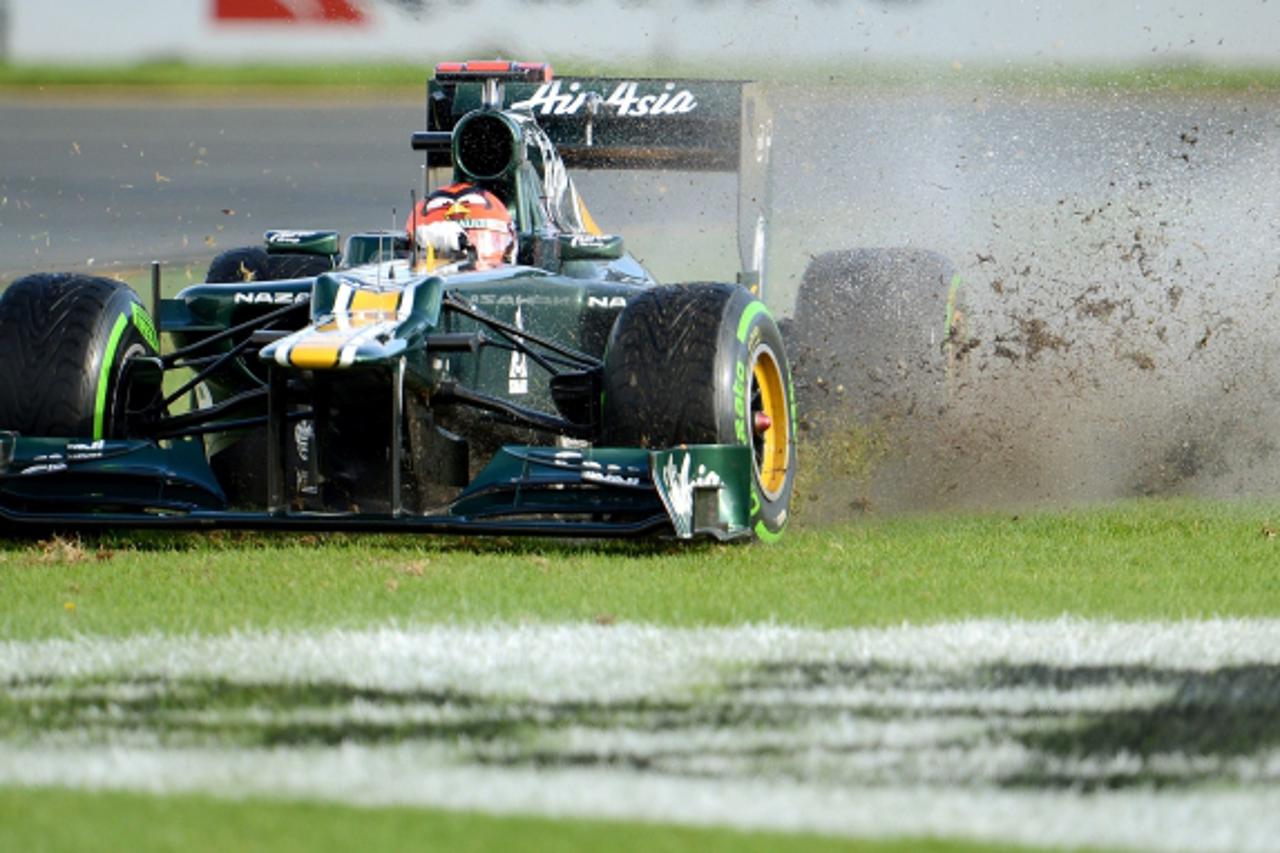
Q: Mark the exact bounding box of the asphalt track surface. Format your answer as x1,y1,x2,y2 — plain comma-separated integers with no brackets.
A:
4,88,1278,293
3,88,1280,508
0,96,430,276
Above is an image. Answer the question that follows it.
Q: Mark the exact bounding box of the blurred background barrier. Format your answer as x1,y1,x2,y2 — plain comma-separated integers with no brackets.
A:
2,0,1278,68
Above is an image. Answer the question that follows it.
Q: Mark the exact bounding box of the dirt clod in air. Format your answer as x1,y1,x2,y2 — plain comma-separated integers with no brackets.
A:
1124,352,1157,371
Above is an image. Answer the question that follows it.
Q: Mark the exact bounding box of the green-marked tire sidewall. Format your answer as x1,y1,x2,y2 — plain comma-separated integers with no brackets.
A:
92,287,157,440
714,290,796,541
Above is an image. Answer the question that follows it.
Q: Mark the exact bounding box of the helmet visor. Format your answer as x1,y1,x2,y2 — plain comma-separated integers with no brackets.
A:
468,227,513,267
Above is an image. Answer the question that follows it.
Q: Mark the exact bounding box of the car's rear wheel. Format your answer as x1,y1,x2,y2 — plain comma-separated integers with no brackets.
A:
601,283,796,540
788,248,960,431
205,246,333,283
0,274,160,438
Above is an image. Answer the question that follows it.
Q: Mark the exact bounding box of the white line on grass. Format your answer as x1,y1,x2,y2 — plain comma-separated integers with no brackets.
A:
1,743,1277,852
5,618,1280,694
2,618,1279,852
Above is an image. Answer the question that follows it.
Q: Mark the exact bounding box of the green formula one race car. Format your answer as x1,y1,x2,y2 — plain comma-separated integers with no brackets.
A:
0,61,796,541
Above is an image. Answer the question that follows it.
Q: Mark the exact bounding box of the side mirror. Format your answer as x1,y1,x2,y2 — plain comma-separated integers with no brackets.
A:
265,230,340,257
558,233,624,261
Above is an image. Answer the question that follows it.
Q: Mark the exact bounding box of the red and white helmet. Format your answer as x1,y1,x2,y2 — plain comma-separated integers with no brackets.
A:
407,183,516,270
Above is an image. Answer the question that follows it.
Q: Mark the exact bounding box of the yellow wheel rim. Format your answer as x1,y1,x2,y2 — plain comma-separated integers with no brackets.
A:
751,346,791,499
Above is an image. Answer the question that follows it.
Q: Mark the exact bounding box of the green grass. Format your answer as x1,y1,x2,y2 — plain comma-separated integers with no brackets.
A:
1,500,1263,852
0,62,435,91
3,59,1280,93
3,498,1278,641
0,787,1021,853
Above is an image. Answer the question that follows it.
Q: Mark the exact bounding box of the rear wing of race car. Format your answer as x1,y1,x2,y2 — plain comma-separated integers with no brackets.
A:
417,64,775,300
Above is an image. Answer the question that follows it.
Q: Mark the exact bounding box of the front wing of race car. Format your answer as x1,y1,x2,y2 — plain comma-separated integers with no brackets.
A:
0,433,754,540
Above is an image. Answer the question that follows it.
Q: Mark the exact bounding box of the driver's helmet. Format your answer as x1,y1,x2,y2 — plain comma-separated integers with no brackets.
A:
407,183,516,271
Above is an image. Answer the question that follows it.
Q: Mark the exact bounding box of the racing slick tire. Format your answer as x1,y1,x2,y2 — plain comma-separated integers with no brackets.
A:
787,248,961,432
205,246,333,283
0,274,160,439
601,284,796,540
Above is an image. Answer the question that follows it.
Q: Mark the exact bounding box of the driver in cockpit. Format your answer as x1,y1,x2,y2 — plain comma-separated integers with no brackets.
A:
407,183,517,272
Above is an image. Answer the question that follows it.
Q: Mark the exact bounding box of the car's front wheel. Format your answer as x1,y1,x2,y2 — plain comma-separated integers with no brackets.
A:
0,274,160,438
601,283,796,540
